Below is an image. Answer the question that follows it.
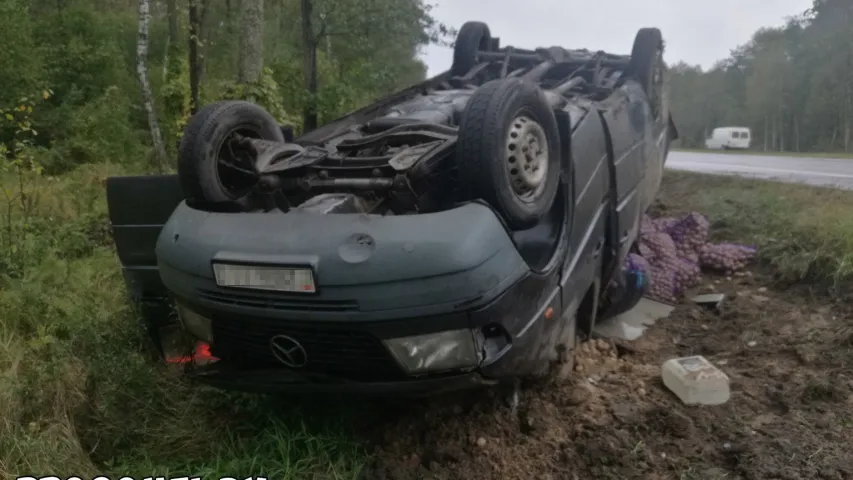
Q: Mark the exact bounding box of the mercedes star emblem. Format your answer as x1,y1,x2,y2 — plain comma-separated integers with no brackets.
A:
269,335,308,368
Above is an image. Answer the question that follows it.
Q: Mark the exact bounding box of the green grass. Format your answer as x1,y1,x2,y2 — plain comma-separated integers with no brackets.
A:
0,165,367,479
671,147,853,159
4,165,853,478
658,170,853,289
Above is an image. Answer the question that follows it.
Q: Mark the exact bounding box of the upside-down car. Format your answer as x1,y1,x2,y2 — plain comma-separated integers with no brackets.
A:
106,21,678,395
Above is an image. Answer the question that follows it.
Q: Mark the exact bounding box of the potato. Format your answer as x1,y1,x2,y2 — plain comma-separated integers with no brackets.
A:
629,213,756,303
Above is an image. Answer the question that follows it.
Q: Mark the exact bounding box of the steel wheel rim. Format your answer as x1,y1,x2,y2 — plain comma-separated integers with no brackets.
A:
506,115,549,202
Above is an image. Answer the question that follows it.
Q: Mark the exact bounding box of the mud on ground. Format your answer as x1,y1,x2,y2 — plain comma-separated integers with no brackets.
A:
359,177,853,480
364,270,853,480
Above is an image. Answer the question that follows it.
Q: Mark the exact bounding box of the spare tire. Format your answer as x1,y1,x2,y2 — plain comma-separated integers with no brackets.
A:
451,21,492,77
456,78,561,230
629,28,665,120
178,100,285,207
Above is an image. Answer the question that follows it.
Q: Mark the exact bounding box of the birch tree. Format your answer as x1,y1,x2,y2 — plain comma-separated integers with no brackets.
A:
136,0,168,171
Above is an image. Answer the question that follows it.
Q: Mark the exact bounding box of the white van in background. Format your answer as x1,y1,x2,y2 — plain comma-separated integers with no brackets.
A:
705,126,751,150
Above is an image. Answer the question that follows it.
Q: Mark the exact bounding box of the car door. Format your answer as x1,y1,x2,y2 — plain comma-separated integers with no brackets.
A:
560,103,610,312
598,82,646,266
106,174,185,326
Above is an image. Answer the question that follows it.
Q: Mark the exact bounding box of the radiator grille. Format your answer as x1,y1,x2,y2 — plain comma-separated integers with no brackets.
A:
210,315,405,382
198,288,358,312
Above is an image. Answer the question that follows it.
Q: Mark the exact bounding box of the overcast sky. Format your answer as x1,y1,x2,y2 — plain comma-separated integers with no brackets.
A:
420,0,813,76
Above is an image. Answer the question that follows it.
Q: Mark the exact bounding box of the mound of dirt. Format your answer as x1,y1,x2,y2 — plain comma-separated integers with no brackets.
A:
364,271,853,480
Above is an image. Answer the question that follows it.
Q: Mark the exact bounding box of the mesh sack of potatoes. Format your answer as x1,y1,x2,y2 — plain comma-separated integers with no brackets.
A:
625,212,757,304
699,242,757,275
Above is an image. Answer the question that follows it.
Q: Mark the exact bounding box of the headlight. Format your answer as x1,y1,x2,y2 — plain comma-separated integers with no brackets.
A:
384,329,480,374
176,303,213,344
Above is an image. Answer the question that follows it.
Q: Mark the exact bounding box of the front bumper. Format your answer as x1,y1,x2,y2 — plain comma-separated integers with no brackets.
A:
156,201,529,320
188,366,496,397
169,267,566,396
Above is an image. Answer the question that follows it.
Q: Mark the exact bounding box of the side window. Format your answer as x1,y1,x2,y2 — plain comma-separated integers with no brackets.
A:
731,131,739,139
742,131,750,139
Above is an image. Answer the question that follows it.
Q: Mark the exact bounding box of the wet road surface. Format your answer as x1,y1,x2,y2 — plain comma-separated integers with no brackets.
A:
665,151,853,189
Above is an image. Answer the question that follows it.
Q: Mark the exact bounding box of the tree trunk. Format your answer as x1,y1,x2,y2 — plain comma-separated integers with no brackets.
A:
162,35,171,80
794,116,800,152
188,0,202,113
300,0,318,132
198,0,211,86
162,0,178,80
846,87,851,152
137,0,168,171
167,0,178,40
763,116,768,151
238,0,264,85
772,116,778,151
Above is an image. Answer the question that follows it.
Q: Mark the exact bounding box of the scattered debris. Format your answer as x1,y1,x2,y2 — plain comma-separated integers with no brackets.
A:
691,292,727,312
661,355,731,406
594,297,675,341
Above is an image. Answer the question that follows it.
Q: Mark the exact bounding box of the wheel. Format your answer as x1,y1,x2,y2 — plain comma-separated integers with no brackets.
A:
451,21,492,77
178,100,285,207
456,78,561,230
629,27,664,120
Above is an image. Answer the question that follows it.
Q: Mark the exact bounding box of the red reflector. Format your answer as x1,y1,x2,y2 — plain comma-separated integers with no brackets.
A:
165,340,219,365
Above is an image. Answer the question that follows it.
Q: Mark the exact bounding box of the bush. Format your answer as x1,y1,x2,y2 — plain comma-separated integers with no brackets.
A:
42,87,146,174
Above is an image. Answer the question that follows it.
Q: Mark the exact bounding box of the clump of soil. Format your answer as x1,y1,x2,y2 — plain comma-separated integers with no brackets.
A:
364,270,853,480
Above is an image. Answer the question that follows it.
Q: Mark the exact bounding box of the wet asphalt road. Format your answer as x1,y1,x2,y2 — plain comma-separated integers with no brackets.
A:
665,150,853,190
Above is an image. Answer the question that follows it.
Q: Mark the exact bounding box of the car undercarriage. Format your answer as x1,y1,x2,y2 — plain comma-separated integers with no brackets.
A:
181,26,664,226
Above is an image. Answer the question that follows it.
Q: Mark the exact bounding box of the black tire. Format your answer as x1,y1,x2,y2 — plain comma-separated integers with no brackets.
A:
629,28,664,119
178,100,284,205
457,78,561,230
451,21,492,77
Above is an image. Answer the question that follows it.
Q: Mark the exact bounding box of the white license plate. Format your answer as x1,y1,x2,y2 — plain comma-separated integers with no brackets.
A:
212,263,316,293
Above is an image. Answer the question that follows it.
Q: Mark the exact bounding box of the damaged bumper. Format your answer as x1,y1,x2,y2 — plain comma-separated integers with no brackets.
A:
170,268,562,396
155,201,567,395
187,365,496,396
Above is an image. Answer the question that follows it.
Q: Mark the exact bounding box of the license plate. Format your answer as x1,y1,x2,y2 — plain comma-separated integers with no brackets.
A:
212,263,316,293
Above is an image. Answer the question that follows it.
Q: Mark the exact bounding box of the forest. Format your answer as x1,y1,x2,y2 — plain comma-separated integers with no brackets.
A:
669,0,853,153
0,0,449,176
1,0,850,177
